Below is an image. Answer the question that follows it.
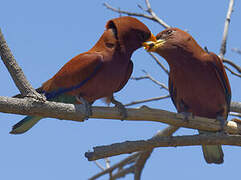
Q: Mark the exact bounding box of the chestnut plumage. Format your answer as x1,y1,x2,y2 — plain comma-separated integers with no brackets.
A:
144,28,231,164
10,16,156,134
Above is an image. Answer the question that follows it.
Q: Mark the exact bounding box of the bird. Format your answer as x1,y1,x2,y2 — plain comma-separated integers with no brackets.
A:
10,16,156,134
143,28,231,164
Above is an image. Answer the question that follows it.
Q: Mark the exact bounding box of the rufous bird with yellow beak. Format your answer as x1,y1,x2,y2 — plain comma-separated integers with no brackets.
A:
10,16,156,134
143,28,231,164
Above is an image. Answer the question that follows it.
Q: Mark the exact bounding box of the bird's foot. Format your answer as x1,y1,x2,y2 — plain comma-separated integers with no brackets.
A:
178,111,193,122
216,115,227,133
76,96,92,120
111,97,127,120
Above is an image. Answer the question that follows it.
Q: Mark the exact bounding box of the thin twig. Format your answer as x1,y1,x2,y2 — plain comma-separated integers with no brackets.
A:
103,2,170,28
110,166,135,180
94,161,105,171
223,58,241,73
85,134,241,161
105,158,111,168
144,0,170,28
131,70,168,90
148,52,169,75
125,95,170,107
0,29,45,101
230,101,241,113
230,112,241,118
224,65,241,78
134,126,179,180
219,0,234,59
89,153,138,180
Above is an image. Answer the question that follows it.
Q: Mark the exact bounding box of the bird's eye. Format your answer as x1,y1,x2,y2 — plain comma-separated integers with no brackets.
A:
106,42,115,48
166,30,173,35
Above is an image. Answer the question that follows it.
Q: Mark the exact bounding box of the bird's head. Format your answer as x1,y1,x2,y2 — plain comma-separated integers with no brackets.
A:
104,16,156,55
143,28,203,59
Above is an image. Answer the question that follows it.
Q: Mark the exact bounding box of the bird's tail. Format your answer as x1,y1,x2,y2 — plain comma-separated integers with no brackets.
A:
10,116,42,134
199,130,224,164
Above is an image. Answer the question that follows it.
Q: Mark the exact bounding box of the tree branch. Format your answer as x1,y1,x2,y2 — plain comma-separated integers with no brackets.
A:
125,95,170,107
230,112,241,118
131,70,168,91
89,153,138,180
224,65,241,78
90,126,179,180
230,101,241,113
0,29,45,101
110,166,135,180
103,2,170,28
223,58,241,73
85,134,241,161
94,161,105,171
134,126,179,180
219,0,234,59
1,96,241,134
148,52,169,75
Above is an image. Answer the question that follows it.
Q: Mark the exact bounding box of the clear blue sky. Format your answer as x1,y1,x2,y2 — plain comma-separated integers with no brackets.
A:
0,0,240,179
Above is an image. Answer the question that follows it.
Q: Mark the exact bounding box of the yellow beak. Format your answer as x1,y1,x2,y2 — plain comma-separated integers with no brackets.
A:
142,38,166,52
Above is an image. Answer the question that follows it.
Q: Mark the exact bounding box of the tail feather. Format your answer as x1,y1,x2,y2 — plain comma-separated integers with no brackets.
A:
199,130,224,164
10,116,42,134
202,144,224,164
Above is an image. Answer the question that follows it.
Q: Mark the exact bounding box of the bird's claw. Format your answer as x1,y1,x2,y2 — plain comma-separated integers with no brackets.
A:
178,111,193,122
111,97,127,120
83,102,92,120
216,115,226,133
76,96,92,120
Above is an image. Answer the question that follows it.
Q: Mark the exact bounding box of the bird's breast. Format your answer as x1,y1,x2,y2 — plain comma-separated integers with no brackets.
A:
171,63,227,118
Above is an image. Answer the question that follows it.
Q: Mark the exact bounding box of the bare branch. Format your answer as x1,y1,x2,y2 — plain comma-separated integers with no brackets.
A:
0,29,45,101
94,161,105,171
224,65,241,78
230,112,241,118
110,166,135,180
89,153,138,180
223,58,241,73
131,70,168,90
105,158,111,168
1,96,241,134
91,126,179,179
219,0,234,59
230,101,241,113
144,0,170,28
85,134,241,161
134,151,152,180
134,126,179,179
125,95,170,107
103,2,170,28
148,52,169,75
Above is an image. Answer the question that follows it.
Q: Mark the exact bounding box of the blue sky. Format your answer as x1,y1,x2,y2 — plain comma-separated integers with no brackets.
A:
0,0,240,179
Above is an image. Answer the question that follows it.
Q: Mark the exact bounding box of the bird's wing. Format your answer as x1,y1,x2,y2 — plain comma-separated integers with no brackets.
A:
42,52,103,99
206,53,231,114
168,71,178,110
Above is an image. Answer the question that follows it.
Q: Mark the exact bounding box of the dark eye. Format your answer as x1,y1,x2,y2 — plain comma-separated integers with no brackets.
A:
166,30,173,35
105,42,114,48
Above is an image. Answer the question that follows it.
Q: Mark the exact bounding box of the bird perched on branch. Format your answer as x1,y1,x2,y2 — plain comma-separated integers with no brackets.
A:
10,16,156,134
143,28,231,164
